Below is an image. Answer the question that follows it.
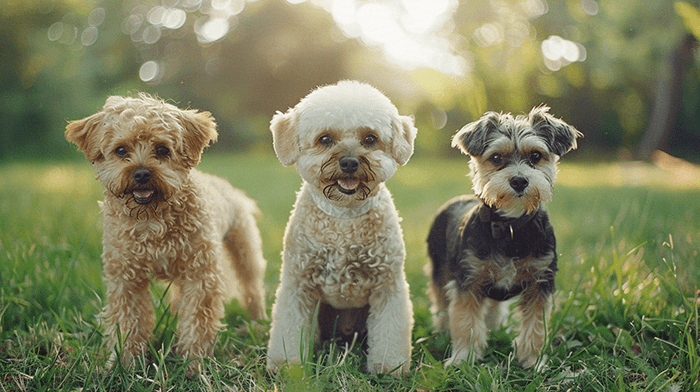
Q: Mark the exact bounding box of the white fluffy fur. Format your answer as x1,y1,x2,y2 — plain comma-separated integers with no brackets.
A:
267,81,416,376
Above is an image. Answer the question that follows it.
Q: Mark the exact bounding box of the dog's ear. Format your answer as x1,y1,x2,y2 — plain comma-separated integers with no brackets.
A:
270,109,299,167
391,115,417,166
529,105,582,156
451,112,501,157
65,111,107,163
179,109,218,168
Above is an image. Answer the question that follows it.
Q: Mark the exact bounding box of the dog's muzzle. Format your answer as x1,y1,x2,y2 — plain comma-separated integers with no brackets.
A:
337,156,360,195
509,176,529,195
131,168,155,204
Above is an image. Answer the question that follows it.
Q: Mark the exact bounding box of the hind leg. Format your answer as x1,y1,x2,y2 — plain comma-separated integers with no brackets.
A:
483,298,507,330
223,210,267,320
426,267,450,332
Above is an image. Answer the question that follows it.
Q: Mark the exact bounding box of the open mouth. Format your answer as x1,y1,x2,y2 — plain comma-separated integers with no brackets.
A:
336,178,359,195
132,189,155,204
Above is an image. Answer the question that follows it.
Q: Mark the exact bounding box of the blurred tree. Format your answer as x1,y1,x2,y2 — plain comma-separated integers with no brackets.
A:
402,0,697,159
1,0,141,160
131,0,356,152
637,34,696,161
2,0,700,161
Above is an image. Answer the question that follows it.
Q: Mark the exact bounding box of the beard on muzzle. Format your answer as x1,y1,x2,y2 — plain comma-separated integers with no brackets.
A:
322,181,372,201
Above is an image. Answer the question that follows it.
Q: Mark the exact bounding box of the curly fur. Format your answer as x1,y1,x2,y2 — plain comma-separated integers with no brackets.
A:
65,93,267,371
267,81,416,376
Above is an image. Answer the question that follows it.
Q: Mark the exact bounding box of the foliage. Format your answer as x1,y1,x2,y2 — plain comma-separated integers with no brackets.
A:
676,1,700,41
2,0,700,162
1,155,699,390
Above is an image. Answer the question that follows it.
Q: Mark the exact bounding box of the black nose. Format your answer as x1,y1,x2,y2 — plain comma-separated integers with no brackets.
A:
339,156,359,174
509,176,529,193
133,168,151,184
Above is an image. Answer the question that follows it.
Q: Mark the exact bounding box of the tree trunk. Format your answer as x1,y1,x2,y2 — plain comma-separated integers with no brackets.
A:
636,34,696,161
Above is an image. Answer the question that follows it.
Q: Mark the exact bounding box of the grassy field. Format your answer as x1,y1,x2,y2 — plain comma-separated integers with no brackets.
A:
1,152,699,391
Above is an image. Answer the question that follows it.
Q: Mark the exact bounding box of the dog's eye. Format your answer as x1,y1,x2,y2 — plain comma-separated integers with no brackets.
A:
319,135,334,146
115,147,128,158
362,134,377,146
529,151,542,165
156,146,170,157
489,154,503,165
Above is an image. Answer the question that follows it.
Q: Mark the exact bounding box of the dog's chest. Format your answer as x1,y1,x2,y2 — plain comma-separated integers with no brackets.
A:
467,254,553,298
116,213,204,279
310,246,384,308
292,212,400,308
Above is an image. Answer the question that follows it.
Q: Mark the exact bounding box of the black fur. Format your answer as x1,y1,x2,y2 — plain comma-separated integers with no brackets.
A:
452,106,582,158
529,105,582,156
451,112,504,156
427,195,557,302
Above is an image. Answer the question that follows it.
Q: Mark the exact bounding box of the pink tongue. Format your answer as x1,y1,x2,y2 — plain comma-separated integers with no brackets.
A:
133,190,154,198
338,179,359,190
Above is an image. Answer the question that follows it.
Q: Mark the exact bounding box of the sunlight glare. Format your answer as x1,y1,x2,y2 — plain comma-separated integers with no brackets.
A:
357,3,403,46
330,0,360,38
196,17,230,43
326,0,465,75
402,0,451,35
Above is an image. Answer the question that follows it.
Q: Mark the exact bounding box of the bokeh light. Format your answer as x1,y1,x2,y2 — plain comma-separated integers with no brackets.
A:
139,60,161,83
46,0,594,81
541,35,586,71
81,26,99,46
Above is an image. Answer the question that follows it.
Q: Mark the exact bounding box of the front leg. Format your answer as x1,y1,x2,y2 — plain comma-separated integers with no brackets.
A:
366,275,413,376
102,258,153,368
514,284,552,369
267,277,318,371
173,269,226,363
444,280,488,366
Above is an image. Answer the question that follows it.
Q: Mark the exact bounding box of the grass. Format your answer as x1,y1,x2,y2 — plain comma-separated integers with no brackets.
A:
1,152,699,391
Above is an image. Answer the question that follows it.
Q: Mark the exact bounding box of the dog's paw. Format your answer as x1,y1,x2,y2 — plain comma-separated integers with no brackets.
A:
444,348,481,367
367,360,409,377
266,358,280,373
266,356,301,373
518,352,547,371
107,349,135,371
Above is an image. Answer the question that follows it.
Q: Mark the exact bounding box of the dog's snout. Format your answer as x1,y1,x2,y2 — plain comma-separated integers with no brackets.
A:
509,176,529,193
339,156,359,174
133,168,151,184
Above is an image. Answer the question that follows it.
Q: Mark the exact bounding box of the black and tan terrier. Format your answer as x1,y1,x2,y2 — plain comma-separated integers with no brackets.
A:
426,105,581,369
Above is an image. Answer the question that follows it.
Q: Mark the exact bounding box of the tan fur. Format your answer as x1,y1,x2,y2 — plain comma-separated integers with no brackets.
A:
266,81,415,376
515,286,552,368
65,93,267,371
444,281,488,366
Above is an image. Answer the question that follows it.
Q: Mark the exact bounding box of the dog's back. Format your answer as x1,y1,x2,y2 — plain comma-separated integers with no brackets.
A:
427,194,480,288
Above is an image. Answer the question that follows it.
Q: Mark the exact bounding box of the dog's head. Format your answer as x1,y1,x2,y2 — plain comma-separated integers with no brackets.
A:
452,105,582,217
65,93,217,219
270,81,416,207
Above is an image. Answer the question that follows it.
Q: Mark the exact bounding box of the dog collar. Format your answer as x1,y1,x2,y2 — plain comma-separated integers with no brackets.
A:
478,203,539,240
310,192,378,219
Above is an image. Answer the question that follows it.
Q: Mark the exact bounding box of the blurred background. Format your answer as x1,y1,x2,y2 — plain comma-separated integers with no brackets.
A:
2,0,700,162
